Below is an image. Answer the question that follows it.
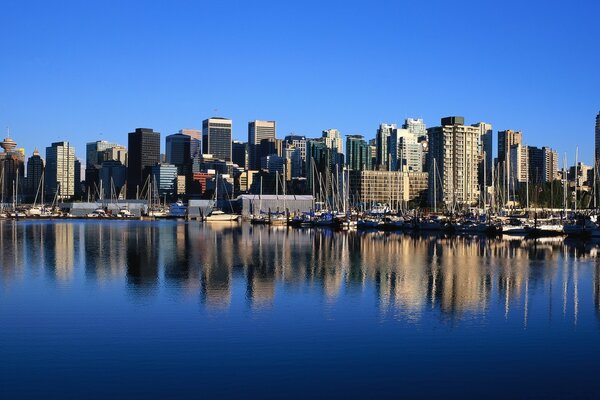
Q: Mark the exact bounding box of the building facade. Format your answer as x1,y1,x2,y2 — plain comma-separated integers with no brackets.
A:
349,170,428,206
127,128,160,199
45,141,75,200
346,135,371,171
248,120,276,170
203,117,232,161
427,117,480,207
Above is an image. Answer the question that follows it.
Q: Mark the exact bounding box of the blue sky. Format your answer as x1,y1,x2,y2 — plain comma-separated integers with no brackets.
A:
1,0,599,164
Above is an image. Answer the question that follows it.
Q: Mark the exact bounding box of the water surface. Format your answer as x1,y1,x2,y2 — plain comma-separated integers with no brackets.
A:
2,220,600,399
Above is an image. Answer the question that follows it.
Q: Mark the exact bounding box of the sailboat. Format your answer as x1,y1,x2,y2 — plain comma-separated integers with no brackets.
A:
205,174,239,222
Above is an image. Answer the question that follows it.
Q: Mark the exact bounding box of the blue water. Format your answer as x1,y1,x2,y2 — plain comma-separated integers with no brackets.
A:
1,220,600,399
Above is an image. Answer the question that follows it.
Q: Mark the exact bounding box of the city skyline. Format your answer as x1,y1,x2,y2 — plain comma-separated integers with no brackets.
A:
1,1,599,165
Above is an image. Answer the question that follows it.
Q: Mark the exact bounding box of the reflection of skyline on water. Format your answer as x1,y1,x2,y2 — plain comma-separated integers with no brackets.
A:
2,220,600,323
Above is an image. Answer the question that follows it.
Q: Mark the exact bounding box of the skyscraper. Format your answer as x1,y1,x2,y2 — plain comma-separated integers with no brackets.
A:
127,128,160,198
376,123,396,170
427,117,480,207
497,129,523,200
0,136,25,203
45,141,75,200
166,133,192,175
178,129,201,158
322,129,343,154
203,117,232,162
232,141,248,169
346,135,371,171
25,149,44,201
248,120,276,170
528,146,558,183
472,122,493,188
388,128,422,172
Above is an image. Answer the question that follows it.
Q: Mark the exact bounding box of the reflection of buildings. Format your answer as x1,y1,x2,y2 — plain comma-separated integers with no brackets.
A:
1,220,599,327
126,224,159,289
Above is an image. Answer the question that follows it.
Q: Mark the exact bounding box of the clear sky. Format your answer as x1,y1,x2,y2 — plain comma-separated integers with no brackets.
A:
1,0,599,165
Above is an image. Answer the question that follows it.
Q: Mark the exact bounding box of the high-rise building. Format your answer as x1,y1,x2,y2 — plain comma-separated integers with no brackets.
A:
402,118,427,137
346,135,371,171
427,117,481,207
25,149,44,200
45,141,76,200
376,123,396,170
388,128,422,172
349,170,428,205
248,120,276,170
232,141,248,169
528,146,558,184
322,129,343,154
202,117,232,162
100,160,127,199
179,129,201,158
166,133,192,176
127,128,160,198
509,143,529,191
497,129,523,187
283,135,307,160
86,140,126,197
306,139,343,201
151,163,178,196
0,136,25,202
472,122,493,188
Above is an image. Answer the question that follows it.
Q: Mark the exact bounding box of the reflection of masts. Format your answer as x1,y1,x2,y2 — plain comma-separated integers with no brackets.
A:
523,279,529,329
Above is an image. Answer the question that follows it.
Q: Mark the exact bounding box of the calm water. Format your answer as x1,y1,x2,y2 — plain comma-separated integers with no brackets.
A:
2,220,600,399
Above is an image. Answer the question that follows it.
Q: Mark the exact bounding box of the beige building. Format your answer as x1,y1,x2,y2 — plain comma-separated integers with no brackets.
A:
427,117,481,207
349,170,428,206
509,143,529,189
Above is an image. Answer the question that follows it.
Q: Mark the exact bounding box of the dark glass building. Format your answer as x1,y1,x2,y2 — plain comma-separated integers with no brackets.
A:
166,133,192,175
127,128,160,198
25,149,44,201
202,117,232,161
232,141,248,169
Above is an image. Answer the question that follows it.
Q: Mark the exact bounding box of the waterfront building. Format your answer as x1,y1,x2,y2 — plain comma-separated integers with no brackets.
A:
248,120,276,170
472,122,493,188
369,138,377,168
25,149,44,201
497,129,523,189
348,170,428,206
127,128,160,199
427,117,480,207
203,117,232,162
45,141,76,200
100,160,127,199
0,136,25,203
346,135,371,171
306,139,342,203
569,162,592,189
528,146,558,183
388,128,422,172
284,144,304,178
509,143,529,191
232,141,248,169
260,155,290,180
166,133,192,175
376,123,396,170
151,163,178,197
